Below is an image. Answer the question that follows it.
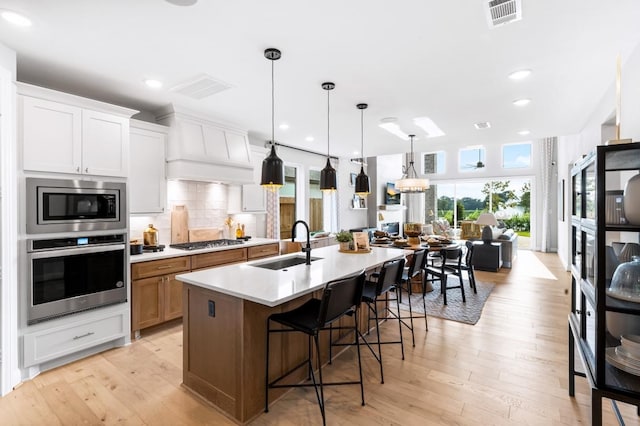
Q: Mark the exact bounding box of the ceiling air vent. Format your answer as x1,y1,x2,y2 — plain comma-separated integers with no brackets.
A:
485,0,522,28
474,121,491,130
170,73,233,100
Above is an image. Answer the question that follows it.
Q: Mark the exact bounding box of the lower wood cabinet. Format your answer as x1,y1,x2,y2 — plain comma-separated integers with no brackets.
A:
131,243,280,337
131,258,191,336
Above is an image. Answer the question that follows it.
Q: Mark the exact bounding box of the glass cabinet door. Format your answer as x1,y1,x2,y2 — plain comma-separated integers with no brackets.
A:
572,173,581,217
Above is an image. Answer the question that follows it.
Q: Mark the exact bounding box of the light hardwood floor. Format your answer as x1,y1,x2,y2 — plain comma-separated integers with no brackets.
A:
1,251,639,425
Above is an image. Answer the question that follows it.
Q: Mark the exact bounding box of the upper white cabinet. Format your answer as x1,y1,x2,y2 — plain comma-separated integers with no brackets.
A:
155,105,254,184
19,83,137,177
129,120,168,214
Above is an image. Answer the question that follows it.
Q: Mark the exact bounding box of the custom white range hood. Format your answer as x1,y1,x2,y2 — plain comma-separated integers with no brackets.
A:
156,105,254,184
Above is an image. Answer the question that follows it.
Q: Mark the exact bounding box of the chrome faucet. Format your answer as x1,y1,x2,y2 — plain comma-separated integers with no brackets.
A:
291,220,312,265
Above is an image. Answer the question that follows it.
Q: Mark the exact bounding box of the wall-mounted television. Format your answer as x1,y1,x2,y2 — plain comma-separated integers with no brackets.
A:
385,182,400,205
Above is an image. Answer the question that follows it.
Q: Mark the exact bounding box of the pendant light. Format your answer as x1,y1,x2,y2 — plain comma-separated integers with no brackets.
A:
320,82,337,192
260,48,284,191
395,134,429,193
354,103,370,196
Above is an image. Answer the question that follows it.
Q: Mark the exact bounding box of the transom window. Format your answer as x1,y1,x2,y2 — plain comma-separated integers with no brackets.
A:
502,142,532,169
422,151,445,174
459,147,485,172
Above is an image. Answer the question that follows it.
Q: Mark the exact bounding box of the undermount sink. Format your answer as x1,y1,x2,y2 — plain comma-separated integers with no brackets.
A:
251,256,322,270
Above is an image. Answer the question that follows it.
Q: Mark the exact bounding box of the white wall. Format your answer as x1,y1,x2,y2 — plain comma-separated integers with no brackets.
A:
0,41,19,395
556,42,640,269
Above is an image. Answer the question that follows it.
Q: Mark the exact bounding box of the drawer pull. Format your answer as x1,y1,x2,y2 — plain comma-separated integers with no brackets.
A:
73,331,95,340
157,265,174,269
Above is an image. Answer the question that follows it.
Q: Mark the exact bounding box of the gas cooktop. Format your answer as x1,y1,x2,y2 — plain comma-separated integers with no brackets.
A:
169,239,244,251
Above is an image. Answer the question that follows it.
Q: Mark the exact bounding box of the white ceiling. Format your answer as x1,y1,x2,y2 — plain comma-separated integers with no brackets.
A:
1,0,640,158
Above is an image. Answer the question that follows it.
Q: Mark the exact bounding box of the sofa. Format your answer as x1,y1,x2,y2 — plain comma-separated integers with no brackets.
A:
472,228,518,270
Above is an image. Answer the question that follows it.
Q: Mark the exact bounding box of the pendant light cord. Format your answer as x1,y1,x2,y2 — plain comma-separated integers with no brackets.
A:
360,108,364,160
327,88,330,157
271,59,275,147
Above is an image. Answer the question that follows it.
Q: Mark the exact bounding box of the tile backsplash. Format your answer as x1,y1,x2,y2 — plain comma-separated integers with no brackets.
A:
130,180,262,244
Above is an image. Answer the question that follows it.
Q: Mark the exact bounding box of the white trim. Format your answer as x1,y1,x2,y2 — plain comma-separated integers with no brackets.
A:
0,66,20,395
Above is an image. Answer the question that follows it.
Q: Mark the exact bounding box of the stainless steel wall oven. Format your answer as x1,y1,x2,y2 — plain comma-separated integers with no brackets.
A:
26,177,126,234
27,234,127,324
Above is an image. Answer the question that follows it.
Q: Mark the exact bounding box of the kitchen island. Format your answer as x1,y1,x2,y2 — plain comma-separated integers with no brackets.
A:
176,245,406,424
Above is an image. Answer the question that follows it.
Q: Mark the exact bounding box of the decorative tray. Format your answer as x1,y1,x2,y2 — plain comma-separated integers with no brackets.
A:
339,248,372,254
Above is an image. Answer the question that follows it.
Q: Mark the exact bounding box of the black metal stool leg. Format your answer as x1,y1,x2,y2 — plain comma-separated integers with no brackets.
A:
395,288,405,360
313,333,326,425
353,313,365,406
373,301,384,384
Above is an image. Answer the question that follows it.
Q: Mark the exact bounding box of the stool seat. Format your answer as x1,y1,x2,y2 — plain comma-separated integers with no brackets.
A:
269,299,322,333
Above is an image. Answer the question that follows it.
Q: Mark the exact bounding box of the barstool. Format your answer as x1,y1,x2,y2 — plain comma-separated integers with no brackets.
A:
399,248,429,345
359,258,405,384
264,271,366,425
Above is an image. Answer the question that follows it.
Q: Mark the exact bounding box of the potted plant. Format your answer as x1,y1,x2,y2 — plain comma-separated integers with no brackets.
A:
335,230,353,251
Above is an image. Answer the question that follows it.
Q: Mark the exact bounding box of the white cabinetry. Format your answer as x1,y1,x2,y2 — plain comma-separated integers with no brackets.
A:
23,308,127,367
129,120,168,214
19,83,137,177
155,105,254,184
241,184,266,212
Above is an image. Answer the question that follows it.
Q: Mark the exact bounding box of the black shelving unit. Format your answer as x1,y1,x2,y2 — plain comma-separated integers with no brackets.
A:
568,143,640,425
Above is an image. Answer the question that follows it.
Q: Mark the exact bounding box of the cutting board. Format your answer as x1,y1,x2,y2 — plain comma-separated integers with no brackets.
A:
171,205,189,244
189,228,222,242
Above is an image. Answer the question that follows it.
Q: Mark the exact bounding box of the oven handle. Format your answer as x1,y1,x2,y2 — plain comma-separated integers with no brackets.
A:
28,244,126,259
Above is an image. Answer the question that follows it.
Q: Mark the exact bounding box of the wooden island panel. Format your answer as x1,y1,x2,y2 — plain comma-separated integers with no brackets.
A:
183,283,315,423
183,283,380,424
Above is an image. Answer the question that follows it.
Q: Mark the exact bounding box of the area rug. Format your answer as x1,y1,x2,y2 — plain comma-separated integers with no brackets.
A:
398,278,495,325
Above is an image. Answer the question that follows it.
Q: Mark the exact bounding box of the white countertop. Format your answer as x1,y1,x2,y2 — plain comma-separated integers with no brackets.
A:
175,245,407,307
129,238,280,263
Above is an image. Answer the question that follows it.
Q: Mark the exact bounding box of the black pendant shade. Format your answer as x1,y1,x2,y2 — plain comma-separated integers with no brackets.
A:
260,143,284,190
320,82,337,192
260,47,284,191
354,103,370,196
320,158,337,192
355,166,370,196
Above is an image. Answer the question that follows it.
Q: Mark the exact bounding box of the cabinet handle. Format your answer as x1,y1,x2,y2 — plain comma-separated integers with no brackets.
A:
157,265,173,269
85,167,89,173
76,166,80,173
576,309,582,314
586,311,592,317
73,331,95,340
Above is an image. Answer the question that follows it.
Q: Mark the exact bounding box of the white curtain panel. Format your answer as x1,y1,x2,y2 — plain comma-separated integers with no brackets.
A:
540,137,556,252
266,190,280,239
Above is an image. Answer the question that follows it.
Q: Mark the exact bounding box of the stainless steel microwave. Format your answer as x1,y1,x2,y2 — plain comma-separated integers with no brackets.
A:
26,178,126,234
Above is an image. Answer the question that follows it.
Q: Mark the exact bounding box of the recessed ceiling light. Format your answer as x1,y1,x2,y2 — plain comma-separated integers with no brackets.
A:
413,116,445,138
279,123,289,130
379,118,409,140
1,10,32,27
518,130,531,135
144,79,163,89
305,136,314,142
474,122,491,130
165,0,198,6
513,98,531,107
508,69,532,80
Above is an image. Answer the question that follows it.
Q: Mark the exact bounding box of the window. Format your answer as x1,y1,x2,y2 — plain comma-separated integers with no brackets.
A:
502,142,531,169
422,151,445,174
308,170,323,233
459,147,485,172
279,166,297,239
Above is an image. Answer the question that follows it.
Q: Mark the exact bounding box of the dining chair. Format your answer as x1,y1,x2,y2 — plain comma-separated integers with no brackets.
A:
424,247,465,305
